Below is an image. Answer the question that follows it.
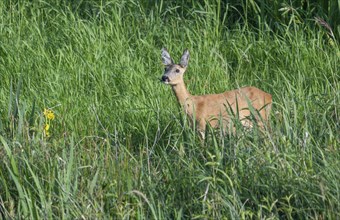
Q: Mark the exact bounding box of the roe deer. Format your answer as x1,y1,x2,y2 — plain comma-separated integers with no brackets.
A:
160,48,272,139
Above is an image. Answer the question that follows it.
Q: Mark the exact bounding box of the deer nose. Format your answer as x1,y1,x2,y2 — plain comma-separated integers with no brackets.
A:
161,75,169,82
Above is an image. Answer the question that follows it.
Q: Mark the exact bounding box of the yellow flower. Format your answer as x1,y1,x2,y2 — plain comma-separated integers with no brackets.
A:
44,108,55,120
44,124,50,137
43,108,55,138
47,111,55,120
44,124,50,131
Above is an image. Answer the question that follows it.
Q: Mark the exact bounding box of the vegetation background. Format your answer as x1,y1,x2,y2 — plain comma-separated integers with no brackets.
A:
0,0,339,219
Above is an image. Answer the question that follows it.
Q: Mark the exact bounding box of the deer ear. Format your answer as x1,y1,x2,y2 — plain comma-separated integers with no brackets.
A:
161,48,174,66
180,49,189,68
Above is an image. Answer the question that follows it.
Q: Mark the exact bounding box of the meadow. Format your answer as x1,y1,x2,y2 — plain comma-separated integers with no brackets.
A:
0,0,339,219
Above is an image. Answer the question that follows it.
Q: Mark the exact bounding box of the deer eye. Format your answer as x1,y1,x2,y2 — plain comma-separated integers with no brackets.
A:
175,69,180,73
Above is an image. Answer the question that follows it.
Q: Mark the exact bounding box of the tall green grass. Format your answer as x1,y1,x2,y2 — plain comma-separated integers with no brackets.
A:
0,0,339,219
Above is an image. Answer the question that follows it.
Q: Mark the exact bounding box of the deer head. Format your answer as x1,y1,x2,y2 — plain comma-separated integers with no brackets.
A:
161,48,190,86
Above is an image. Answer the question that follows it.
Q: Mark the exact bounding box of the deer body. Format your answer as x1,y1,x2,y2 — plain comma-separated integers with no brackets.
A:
161,48,272,138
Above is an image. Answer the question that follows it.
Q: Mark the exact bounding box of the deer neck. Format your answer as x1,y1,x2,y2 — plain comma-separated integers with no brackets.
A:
171,82,192,107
